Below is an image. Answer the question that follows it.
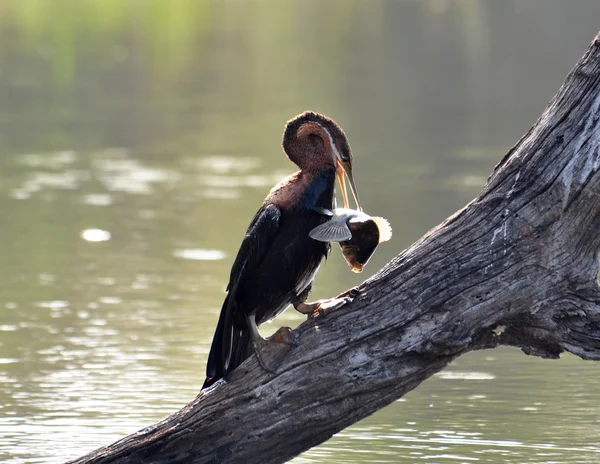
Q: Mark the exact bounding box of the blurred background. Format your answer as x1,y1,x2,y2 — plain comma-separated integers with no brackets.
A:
1,0,600,463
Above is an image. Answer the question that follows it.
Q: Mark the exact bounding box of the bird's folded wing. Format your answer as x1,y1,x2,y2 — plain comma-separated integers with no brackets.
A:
221,203,281,361
226,203,281,293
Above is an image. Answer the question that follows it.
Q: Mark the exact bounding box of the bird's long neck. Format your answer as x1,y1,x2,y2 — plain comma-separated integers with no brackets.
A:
299,168,335,211
268,168,336,212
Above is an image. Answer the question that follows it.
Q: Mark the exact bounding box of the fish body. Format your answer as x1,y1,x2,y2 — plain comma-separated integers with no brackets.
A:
309,208,392,273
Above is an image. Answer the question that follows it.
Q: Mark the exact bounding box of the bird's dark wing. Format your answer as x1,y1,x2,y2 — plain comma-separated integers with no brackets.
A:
203,203,281,388
225,203,281,294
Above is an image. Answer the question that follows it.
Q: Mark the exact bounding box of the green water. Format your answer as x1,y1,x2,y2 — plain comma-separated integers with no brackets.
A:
1,1,600,463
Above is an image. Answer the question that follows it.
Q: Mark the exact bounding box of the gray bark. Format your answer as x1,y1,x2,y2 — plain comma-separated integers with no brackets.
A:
67,32,600,464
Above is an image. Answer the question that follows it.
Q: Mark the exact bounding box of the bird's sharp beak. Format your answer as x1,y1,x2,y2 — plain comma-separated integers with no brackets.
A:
336,159,362,211
336,163,349,209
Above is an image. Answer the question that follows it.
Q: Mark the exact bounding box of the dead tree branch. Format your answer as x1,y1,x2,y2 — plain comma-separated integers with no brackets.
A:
68,32,600,464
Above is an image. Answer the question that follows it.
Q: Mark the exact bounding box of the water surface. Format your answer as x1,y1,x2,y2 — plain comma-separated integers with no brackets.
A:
1,1,600,463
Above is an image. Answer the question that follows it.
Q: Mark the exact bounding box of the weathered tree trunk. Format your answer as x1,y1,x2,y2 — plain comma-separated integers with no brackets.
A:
68,33,600,464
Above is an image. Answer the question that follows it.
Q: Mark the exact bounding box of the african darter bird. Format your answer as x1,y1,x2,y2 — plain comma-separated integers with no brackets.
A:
202,111,361,390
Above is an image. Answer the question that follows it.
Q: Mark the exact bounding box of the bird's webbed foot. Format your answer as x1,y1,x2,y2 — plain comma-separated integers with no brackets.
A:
247,314,295,374
294,286,360,319
252,333,295,373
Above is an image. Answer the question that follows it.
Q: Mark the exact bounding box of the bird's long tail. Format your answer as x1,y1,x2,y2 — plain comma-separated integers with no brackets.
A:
202,296,253,390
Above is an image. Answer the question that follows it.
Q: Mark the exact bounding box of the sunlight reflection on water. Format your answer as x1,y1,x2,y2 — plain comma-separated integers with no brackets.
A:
80,229,111,242
172,248,226,261
94,156,180,195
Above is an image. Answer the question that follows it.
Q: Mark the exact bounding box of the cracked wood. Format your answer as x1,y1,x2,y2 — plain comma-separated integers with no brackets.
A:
67,32,600,464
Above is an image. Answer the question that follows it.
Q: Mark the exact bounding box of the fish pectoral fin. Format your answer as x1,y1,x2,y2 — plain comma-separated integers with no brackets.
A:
309,221,352,242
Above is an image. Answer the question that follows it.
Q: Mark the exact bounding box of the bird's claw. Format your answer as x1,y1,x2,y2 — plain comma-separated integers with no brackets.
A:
310,296,346,318
299,287,360,320
306,302,326,319
336,286,360,300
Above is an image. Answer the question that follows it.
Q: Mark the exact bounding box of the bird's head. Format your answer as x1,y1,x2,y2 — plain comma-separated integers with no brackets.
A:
282,111,361,210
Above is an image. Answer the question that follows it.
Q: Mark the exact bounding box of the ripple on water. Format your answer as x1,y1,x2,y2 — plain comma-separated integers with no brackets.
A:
7,149,183,205
172,248,226,261
195,155,261,174
37,301,69,309
98,296,122,305
18,151,78,168
81,193,113,206
191,155,289,200
436,371,495,381
38,273,56,285
313,426,600,464
197,172,286,200
10,170,90,199
201,187,241,199
94,157,180,195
